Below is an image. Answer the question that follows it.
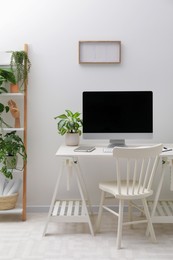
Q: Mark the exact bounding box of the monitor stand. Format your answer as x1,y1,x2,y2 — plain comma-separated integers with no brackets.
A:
107,139,126,148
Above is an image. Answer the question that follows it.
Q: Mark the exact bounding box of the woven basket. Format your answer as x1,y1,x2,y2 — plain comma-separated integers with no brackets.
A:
0,193,18,210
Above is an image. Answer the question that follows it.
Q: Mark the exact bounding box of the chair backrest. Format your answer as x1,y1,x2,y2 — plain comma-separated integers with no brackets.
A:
113,144,163,196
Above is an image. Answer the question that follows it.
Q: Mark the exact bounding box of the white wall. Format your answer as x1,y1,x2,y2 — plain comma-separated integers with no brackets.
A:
0,0,173,210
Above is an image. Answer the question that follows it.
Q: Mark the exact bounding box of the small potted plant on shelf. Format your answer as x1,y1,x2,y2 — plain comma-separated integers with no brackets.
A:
54,109,83,146
0,131,27,179
10,50,31,91
0,68,16,93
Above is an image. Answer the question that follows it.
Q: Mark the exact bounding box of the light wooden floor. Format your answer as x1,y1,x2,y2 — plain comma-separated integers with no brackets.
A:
0,212,173,259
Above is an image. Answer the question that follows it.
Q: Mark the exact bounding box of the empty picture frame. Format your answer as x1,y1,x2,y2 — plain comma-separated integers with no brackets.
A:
78,41,121,64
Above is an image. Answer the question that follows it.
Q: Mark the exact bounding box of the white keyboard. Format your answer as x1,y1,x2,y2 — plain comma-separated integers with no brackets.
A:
103,146,171,153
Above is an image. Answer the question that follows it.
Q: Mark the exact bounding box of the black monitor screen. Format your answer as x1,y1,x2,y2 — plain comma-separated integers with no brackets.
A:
82,91,153,137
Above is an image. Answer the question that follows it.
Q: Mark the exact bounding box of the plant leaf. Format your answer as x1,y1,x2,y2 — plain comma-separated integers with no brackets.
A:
56,114,67,119
66,110,73,117
0,87,8,93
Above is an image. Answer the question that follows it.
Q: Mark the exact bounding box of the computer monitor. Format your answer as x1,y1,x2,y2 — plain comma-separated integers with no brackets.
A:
82,91,153,147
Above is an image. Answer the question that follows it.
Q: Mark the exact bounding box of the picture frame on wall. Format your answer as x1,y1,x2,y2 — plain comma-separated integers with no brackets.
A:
78,41,121,64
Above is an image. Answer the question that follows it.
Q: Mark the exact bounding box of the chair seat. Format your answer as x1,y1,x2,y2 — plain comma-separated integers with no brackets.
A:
99,180,153,200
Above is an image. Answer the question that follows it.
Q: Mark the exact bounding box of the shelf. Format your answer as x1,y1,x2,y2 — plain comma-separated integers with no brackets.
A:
0,64,10,67
148,200,173,223
0,207,22,215
0,93,24,97
51,200,89,222
1,128,24,132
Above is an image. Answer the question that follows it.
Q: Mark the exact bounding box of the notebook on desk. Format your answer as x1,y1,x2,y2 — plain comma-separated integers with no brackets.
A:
74,146,96,152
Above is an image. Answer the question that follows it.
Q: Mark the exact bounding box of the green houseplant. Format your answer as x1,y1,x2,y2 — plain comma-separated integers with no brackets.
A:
54,110,83,145
10,50,31,90
0,131,27,179
0,68,16,93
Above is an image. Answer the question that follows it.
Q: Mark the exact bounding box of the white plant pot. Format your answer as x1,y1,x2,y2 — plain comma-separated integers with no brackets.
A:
65,133,80,146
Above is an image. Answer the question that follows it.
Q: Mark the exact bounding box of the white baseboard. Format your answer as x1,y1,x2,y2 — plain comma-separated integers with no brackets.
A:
26,205,50,213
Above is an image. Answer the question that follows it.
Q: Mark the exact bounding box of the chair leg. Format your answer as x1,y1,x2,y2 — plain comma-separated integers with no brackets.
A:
96,190,105,232
142,198,157,243
116,199,124,249
128,200,133,229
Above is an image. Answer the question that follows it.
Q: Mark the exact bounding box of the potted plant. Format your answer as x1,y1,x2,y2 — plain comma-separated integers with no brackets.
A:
54,109,83,146
10,50,31,91
0,68,16,93
0,131,27,179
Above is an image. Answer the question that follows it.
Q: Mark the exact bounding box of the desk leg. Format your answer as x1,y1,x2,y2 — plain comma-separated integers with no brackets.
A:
74,159,93,216
42,160,65,236
43,158,94,236
146,160,167,236
170,160,173,191
73,161,94,236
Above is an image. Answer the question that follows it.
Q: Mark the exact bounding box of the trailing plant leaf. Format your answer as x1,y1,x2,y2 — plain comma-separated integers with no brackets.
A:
10,51,31,89
0,166,13,179
0,87,8,94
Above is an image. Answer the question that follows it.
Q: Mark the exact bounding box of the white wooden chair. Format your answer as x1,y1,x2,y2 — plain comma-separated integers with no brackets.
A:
96,144,162,249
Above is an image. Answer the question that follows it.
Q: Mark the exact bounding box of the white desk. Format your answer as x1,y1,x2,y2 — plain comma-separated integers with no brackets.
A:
43,144,173,236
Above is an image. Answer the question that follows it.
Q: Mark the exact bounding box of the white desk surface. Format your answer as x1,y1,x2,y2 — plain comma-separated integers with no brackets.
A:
56,143,173,159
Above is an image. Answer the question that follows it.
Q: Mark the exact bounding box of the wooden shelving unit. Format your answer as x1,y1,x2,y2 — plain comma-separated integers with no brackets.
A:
0,44,28,220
